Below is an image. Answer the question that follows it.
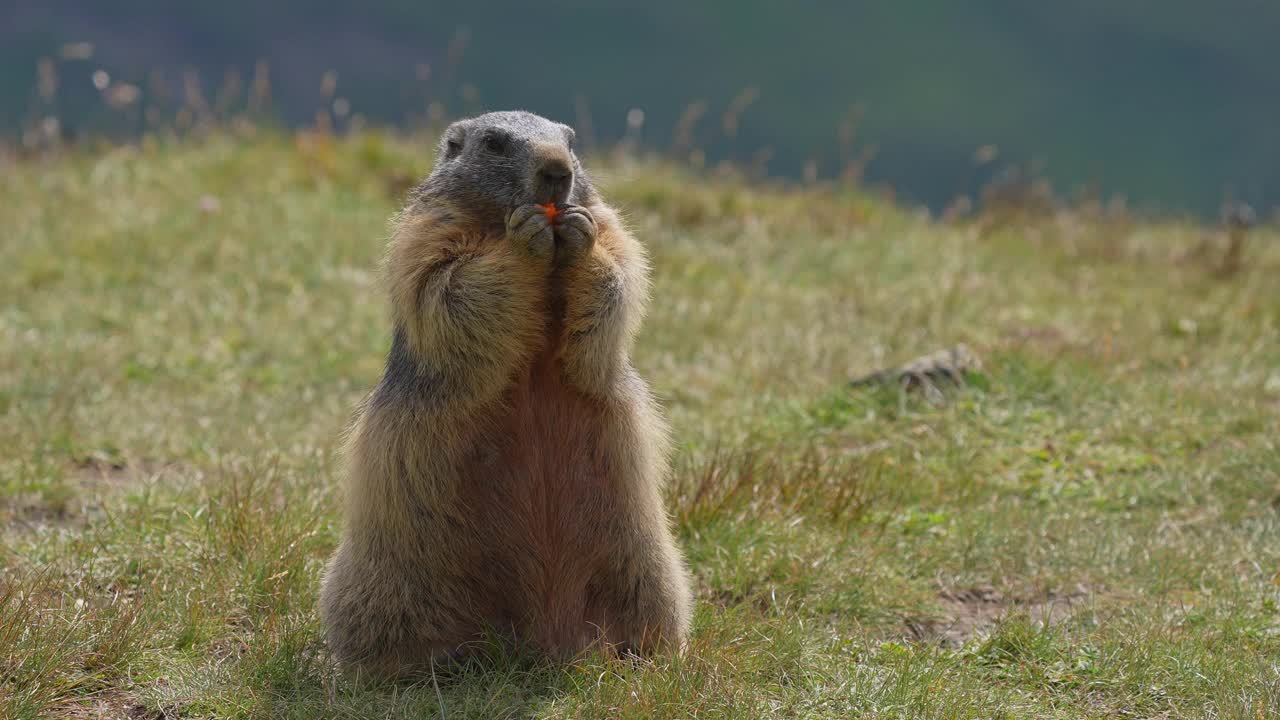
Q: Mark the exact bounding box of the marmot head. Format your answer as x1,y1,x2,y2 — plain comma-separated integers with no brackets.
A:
418,111,597,225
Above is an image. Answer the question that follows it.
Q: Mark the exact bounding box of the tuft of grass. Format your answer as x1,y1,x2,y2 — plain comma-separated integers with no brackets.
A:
1,131,1278,718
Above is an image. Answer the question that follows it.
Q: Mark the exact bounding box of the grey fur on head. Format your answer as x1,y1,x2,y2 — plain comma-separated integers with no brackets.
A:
417,111,597,224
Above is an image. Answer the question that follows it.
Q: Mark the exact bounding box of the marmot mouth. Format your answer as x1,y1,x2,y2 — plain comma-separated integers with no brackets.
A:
525,190,570,207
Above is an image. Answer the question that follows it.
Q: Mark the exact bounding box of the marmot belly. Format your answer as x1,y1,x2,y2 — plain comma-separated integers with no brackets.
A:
460,348,619,656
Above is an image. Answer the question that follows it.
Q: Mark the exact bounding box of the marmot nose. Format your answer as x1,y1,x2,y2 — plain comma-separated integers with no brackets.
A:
537,159,572,187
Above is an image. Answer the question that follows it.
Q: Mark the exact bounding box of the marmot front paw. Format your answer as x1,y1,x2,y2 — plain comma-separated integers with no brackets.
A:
507,204,556,261
553,204,596,264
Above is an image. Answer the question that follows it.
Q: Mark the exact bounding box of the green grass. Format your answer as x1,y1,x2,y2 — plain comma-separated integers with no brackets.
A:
2,130,1278,719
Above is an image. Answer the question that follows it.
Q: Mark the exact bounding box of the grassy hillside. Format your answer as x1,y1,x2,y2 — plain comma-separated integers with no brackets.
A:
6,1,1280,214
2,131,1279,718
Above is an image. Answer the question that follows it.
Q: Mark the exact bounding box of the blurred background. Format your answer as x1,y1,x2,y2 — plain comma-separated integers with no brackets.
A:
4,0,1276,218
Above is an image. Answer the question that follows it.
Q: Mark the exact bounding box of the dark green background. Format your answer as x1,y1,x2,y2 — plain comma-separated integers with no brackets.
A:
4,1,1277,216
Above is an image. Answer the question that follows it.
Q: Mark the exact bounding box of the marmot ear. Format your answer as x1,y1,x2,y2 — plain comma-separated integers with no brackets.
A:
440,121,468,159
559,124,577,149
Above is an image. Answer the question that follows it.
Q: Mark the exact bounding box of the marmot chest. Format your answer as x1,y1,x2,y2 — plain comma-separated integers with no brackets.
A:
500,345,606,493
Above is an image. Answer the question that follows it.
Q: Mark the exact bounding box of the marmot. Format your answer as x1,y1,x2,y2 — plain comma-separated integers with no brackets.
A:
319,111,693,678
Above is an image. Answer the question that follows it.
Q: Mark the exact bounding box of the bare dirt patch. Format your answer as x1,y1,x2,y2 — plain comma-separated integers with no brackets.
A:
45,691,152,720
906,584,1091,647
71,455,182,485
3,456,185,531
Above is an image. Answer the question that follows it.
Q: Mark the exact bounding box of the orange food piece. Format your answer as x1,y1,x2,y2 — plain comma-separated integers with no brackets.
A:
539,202,561,221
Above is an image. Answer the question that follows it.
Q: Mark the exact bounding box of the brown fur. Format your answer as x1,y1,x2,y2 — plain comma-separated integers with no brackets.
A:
319,188,692,678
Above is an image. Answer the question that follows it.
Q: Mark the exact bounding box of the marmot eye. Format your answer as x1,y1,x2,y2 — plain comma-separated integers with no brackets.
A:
483,134,508,154
445,139,462,158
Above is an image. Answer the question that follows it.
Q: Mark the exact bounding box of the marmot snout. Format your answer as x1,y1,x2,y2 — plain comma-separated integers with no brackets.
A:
533,153,573,204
